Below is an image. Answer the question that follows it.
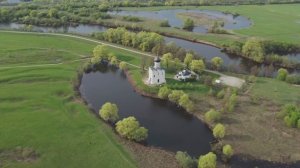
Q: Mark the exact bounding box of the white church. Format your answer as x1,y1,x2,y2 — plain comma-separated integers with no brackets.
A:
147,56,166,85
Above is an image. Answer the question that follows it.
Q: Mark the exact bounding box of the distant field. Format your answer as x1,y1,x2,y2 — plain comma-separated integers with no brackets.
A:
0,32,137,168
198,4,300,44
121,4,300,45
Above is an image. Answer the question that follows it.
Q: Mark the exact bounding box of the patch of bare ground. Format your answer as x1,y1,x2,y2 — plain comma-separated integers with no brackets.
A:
0,147,39,167
121,140,180,168
221,94,300,163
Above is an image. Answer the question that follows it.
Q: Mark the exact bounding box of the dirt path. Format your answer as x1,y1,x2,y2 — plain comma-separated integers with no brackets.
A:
0,30,245,88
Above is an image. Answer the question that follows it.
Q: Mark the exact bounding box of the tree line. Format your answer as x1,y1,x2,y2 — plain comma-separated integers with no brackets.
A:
223,38,300,69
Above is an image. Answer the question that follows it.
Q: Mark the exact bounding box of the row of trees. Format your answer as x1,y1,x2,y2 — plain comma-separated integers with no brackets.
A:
223,39,300,68
175,144,234,168
99,102,148,141
158,87,194,112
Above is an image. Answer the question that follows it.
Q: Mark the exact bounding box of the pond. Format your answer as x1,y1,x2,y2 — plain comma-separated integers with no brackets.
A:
79,64,300,168
107,9,252,33
79,64,214,157
0,23,299,75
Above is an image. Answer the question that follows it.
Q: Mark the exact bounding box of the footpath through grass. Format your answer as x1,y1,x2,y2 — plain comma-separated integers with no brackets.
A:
0,32,137,168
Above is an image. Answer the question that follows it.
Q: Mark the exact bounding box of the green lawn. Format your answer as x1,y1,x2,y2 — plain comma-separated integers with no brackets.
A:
251,77,300,105
0,32,137,168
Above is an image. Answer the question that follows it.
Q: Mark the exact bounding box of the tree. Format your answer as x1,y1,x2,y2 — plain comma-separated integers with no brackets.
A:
211,57,223,70
277,68,288,81
116,116,148,141
242,38,265,63
225,93,237,112
168,90,185,103
119,61,127,70
110,56,118,66
162,52,173,69
158,86,172,99
190,60,205,74
179,94,194,111
213,123,225,139
99,102,119,122
184,53,194,67
205,109,221,123
175,151,195,168
198,152,217,168
222,144,234,159
92,45,109,64
174,58,182,71
183,18,194,31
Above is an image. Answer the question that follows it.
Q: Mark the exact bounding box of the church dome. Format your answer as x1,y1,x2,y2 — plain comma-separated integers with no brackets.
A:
154,56,161,62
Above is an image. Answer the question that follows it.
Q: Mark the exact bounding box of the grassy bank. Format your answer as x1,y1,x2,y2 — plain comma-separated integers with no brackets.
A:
0,32,138,168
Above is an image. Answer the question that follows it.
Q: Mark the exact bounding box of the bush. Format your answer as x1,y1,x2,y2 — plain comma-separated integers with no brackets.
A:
277,68,288,81
225,94,237,112
175,151,195,168
213,123,225,139
119,61,127,70
183,18,194,31
216,89,225,99
158,86,172,99
160,20,170,27
280,104,300,128
285,74,300,85
205,109,221,123
222,144,234,159
99,102,119,122
116,116,148,141
198,152,217,168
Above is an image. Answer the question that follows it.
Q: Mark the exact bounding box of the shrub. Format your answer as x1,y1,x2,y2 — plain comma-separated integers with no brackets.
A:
280,104,300,128
216,89,225,99
225,93,237,112
198,152,217,168
160,20,170,27
213,123,225,139
277,68,288,81
285,74,300,85
175,151,195,168
116,116,148,141
222,144,234,159
205,109,221,123
99,102,119,122
158,86,172,99
119,61,127,70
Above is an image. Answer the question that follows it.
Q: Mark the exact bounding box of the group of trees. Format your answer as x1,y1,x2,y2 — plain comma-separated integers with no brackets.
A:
0,3,112,27
278,104,300,128
158,87,194,112
224,39,300,69
94,27,164,52
99,102,148,141
175,144,234,168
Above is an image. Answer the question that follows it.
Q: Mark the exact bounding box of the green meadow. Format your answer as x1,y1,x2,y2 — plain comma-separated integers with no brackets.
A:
198,4,300,44
0,32,137,168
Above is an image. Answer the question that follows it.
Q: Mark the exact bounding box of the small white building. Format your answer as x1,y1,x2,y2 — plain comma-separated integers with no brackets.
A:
175,69,193,81
147,57,166,85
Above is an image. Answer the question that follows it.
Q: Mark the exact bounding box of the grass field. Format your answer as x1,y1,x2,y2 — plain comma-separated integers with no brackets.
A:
0,32,138,168
198,4,300,44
